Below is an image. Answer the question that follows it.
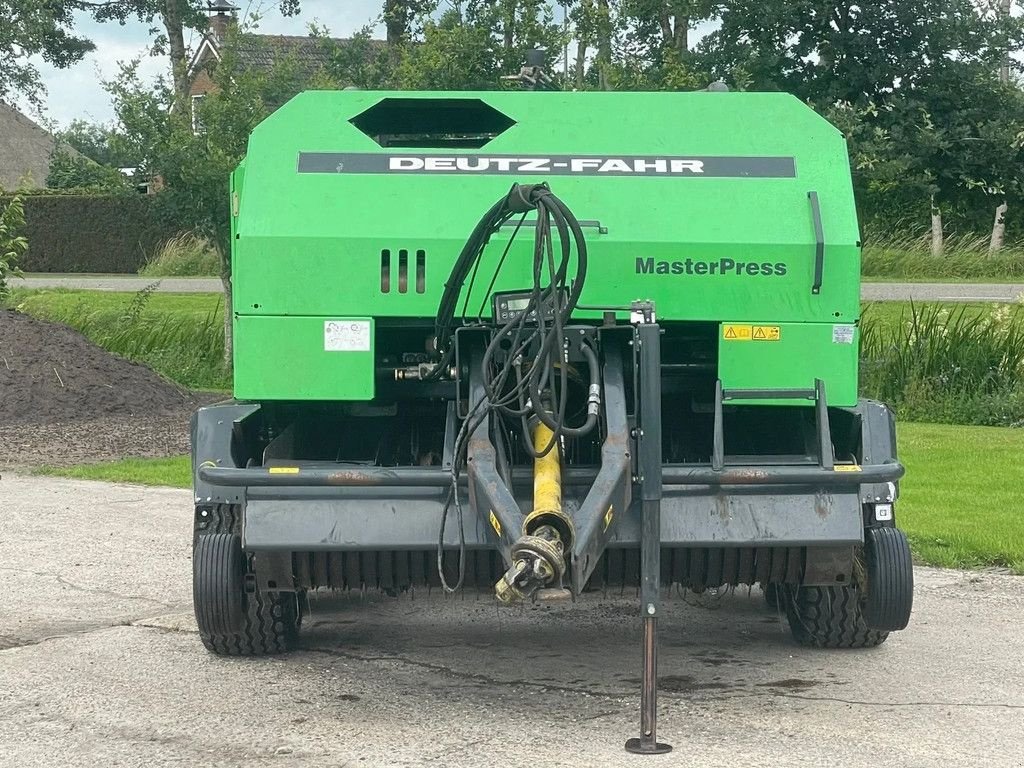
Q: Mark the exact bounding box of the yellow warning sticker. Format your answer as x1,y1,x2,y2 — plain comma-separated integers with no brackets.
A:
268,466,300,474
603,505,615,532
752,325,781,341
834,464,862,472
489,510,502,537
723,324,752,341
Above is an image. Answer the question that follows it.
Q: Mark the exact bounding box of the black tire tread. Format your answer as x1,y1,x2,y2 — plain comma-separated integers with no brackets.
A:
786,585,889,649
864,527,914,631
193,533,243,636
763,582,783,609
193,503,299,657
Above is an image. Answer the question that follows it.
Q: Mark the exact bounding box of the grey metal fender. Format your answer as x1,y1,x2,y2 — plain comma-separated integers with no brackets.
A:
853,398,900,505
191,400,261,505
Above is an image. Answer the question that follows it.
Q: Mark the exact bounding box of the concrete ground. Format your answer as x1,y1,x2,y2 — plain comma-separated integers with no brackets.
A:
17,274,1024,302
2,474,1022,767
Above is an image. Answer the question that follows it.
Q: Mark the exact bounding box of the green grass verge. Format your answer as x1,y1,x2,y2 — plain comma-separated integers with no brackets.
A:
861,241,1024,282
3,287,229,391
32,422,1024,574
898,423,1024,574
35,456,192,488
7,287,223,317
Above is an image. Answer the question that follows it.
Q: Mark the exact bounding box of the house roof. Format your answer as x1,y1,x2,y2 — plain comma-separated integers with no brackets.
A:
0,103,81,190
188,32,383,82
234,35,336,73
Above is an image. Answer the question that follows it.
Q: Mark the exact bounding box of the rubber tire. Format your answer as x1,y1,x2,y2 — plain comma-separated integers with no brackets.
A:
763,583,784,609
193,533,245,635
193,505,300,657
198,588,300,656
863,526,914,631
785,585,889,648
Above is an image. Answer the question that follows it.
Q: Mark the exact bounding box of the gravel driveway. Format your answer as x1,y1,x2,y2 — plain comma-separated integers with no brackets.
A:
2,474,1022,767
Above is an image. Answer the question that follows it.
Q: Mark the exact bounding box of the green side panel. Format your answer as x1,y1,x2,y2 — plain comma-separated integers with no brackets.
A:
232,90,860,324
717,322,858,406
234,316,375,400
230,90,863,401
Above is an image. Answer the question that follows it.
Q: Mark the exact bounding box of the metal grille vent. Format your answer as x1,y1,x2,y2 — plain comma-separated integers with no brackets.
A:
380,249,426,294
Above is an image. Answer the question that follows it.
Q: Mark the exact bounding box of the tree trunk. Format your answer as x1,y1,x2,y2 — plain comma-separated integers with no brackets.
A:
384,0,407,46
596,0,611,90
930,201,944,257
999,0,1012,84
503,1,515,69
574,0,593,90
672,14,688,56
989,200,1008,254
221,272,233,371
163,0,190,117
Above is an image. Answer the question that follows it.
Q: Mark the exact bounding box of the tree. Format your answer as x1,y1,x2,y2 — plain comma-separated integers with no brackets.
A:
107,29,336,367
57,120,141,168
46,148,132,191
0,0,94,106
701,0,1024,249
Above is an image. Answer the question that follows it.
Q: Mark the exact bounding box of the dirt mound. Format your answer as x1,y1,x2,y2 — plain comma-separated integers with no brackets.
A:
0,309,198,425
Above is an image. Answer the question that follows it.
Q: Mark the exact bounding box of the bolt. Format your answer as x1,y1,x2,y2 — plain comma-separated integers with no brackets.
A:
200,510,209,517
647,603,656,615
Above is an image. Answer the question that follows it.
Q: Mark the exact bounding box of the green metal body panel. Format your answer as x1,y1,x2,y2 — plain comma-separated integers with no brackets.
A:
717,322,858,405
234,316,375,400
231,90,861,405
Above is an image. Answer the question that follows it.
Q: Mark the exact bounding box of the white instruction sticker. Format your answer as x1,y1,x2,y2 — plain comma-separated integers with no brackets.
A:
832,324,855,344
324,320,370,352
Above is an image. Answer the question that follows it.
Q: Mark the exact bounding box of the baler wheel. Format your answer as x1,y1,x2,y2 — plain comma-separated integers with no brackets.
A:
193,515,300,656
763,583,784,609
784,585,888,649
862,526,914,631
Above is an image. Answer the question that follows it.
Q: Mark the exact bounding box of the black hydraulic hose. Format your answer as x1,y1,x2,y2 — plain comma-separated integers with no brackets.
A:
528,343,601,439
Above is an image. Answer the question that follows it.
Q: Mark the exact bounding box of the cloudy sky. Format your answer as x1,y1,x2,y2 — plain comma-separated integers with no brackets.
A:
23,0,387,127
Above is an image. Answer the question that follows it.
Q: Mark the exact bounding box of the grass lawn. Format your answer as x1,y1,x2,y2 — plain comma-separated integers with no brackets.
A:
6,287,223,318
33,423,1024,573
897,423,1024,574
36,456,192,488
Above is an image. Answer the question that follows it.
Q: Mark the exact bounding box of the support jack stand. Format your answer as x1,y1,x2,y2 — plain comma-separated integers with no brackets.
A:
624,321,673,756
624,615,672,755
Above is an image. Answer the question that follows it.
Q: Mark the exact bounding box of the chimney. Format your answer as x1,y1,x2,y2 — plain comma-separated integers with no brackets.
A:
207,1,239,43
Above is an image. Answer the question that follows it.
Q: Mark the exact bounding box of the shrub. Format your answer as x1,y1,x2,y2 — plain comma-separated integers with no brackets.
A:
861,303,1024,426
0,194,28,299
860,225,1024,280
0,193,177,273
140,232,221,277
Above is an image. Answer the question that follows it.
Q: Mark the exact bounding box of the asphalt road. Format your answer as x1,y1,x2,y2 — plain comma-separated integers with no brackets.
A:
17,275,1024,302
2,474,1022,767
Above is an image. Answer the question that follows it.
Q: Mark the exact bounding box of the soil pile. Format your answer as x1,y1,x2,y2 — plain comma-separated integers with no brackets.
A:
0,308,198,425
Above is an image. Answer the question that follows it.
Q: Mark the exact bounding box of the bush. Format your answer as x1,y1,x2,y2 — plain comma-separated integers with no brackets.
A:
861,303,1024,427
140,232,221,277
0,194,28,298
0,192,178,273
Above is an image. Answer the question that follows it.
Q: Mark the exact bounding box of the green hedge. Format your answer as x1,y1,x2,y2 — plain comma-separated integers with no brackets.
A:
0,194,178,273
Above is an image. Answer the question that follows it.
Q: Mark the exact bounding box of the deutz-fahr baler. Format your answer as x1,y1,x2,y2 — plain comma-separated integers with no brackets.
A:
191,88,913,752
